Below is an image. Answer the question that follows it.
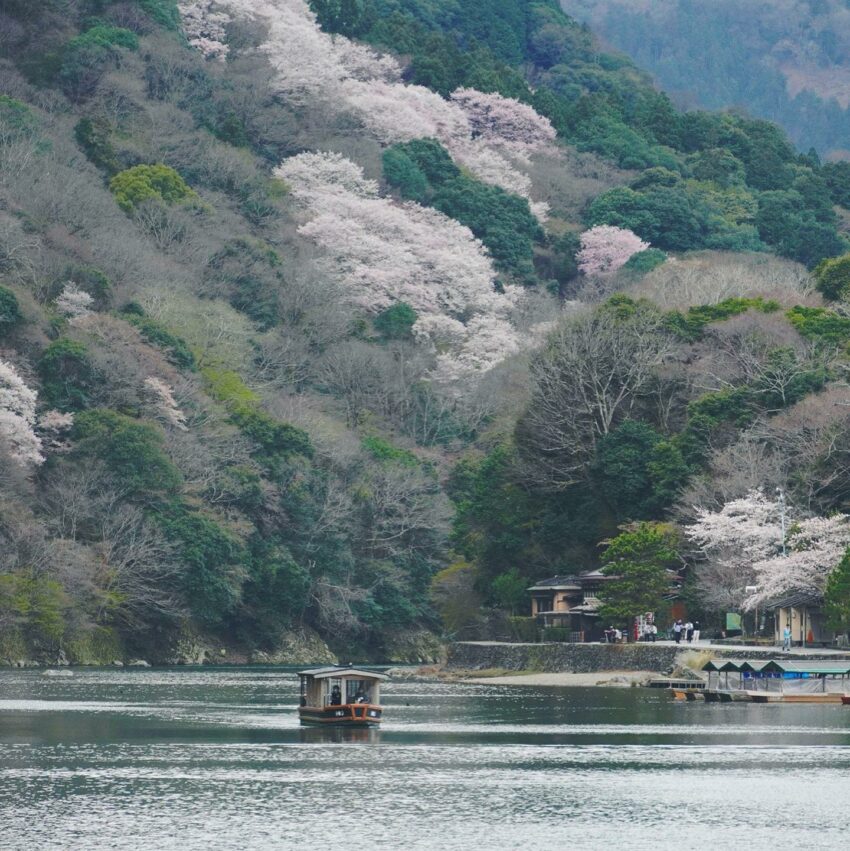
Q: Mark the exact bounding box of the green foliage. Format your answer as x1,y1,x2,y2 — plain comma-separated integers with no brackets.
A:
382,147,428,202
38,339,98,411
383,139,542,278
824,549,850,633
119,307,197,370
202,367,313,461
373,302,417,340
823,161,850,209
508,616,538,642
109,164,196,213
592,421,688,520
59,25,138,99
239,541,309,642
74,117,119,174
622,247,666,275
0,286,23,335
157,504,244,625
206,239,283,330
491,567,527,614
813,254,850,301
664,297,780,342
362,435,419,468
0,574,68,647
72,409,182,497
599,522,680,623
786,306,850,347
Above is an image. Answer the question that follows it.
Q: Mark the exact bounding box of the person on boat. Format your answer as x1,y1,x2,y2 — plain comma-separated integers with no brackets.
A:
783,624,792,651
354,686,369,704
673,620,683,644
330,685,342,706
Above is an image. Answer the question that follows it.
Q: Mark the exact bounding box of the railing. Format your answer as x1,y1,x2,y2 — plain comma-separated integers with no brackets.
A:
540,627,584,643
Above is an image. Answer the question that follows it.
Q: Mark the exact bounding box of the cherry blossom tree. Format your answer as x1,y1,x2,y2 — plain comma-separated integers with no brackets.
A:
450,88,557,153
145,377,188,431
0,358,43,466
55,282,94,320
577,225,650,276
746,515,850,608
684,490,786,610
178,0,553,211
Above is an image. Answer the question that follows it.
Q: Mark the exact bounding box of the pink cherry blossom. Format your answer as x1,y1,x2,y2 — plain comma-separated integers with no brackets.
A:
577,225,650,276
0,359,43,466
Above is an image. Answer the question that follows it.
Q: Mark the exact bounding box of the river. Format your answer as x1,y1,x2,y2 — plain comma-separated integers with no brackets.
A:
1,667,849,850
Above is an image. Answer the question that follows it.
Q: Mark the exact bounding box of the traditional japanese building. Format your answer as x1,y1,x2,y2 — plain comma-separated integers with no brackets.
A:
527,571,615,642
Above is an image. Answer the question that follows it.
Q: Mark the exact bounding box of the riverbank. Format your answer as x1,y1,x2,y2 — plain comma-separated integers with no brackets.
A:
446,640,850,677
466,670,657,687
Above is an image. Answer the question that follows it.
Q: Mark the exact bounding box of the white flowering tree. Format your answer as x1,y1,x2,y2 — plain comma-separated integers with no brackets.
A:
178,0,553,208
55,282,94,320
746,515,850,608
577,225,649,276
0,359,43,466
684,490,785,610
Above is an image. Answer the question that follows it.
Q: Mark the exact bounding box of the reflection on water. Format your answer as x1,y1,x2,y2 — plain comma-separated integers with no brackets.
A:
1,667,849,850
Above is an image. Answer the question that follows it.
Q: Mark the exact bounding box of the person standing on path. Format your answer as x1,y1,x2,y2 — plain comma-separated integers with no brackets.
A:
685,621,694,643
692,621,700,643
673,620,683,644
783,624,792,651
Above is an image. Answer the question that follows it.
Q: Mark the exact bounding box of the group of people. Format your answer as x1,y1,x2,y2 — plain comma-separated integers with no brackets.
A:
641,623,658,642
672,619,700,644
329,684,370,705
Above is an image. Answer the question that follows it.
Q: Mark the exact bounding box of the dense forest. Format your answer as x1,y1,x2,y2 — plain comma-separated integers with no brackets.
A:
2,0,850,665
560,0,850,158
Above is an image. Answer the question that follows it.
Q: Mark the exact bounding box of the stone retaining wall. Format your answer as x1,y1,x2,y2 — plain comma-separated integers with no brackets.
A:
446,641,850,674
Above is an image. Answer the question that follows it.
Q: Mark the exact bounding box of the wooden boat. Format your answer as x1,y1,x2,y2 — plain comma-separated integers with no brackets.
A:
843,695,850,705
297,666,388,727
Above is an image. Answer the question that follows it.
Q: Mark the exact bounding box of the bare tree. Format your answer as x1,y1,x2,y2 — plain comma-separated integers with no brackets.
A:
517,302,676,488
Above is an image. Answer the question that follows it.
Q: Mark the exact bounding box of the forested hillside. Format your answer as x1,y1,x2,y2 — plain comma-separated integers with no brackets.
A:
560,0,850,159
2,0,850,664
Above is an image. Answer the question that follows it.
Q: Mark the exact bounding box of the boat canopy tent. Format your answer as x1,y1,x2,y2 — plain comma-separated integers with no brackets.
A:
297,666,389,680
702,659,850,676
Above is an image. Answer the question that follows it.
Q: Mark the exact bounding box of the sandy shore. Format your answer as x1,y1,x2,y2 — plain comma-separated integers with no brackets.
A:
464,670,658,687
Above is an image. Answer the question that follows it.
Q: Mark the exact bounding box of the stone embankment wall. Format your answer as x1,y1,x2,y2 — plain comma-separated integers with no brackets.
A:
446,641,850,673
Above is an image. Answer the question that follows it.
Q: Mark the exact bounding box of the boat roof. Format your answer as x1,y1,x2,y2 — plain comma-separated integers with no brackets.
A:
297,666,389,681
702,658,850,675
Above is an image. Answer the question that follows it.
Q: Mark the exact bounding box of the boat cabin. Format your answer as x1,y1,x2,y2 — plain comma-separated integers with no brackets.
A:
297,666,388,726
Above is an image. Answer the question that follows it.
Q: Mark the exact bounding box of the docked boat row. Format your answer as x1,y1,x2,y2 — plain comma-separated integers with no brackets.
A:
672,659,850,703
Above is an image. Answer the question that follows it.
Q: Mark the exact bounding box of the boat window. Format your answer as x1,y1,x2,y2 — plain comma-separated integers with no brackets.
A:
327,678,343,705
346,679,371,704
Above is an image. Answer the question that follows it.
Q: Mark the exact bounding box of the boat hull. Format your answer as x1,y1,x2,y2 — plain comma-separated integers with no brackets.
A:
842,695,850,705
299,703,383,726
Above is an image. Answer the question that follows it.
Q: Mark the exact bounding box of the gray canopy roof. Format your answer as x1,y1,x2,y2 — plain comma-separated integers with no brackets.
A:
297,666,389,681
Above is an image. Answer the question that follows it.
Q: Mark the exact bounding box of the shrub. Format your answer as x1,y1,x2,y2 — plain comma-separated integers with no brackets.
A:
72,409,182,497
38,339,98,411
119,307,196,370
786,306,850,346
362,435,419,467
373,302,417,340
157,503,245,624
202,367,313,460
623,247,666,275
65,266,111,309
109,164,196,213
74,117,119,174
814,253,850,301
0,286,22,335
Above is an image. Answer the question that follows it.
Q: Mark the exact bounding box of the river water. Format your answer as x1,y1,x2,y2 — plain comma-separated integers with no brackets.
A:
1,667,849,850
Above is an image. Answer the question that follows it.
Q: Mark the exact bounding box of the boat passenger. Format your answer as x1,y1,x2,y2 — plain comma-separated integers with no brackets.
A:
330,685,342,705
354,686,369,704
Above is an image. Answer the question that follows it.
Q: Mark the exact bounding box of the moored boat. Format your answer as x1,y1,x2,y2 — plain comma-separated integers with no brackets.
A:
297,665,388,727
842,695,850,705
